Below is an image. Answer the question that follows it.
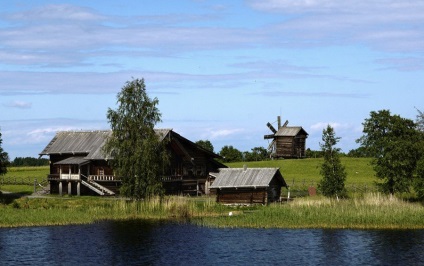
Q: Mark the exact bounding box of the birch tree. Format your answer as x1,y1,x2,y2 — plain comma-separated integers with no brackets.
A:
104,78,168,199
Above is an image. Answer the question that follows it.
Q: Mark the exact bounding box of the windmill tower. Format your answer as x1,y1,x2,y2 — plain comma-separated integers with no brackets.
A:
264,116,308,159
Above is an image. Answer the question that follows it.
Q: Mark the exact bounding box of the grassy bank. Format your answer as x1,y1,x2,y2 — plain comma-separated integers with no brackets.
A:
0,196,225,228
194,194,424,229
0,194,423,229
1,160,422,229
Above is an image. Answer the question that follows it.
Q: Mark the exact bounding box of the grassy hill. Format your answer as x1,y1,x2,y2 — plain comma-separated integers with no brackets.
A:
226,157,375,186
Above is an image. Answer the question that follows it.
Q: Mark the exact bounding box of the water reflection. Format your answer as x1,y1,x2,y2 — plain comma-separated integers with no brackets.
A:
0,221,423,265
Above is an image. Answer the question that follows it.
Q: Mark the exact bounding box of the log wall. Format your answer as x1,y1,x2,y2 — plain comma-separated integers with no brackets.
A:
216,188,268,205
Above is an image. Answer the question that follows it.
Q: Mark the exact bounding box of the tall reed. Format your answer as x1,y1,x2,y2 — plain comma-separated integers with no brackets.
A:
1,193,422,229
195,193,424,229
0,196,226,228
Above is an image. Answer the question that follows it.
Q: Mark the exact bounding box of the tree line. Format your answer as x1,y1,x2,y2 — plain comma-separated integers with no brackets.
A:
317,109,424,199
195,140,269,163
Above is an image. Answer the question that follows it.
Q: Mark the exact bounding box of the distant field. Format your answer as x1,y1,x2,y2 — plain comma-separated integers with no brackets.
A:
1,159,376,194
1,166,49,194
3,166,49,180
226,157,375,186
1,159,375,186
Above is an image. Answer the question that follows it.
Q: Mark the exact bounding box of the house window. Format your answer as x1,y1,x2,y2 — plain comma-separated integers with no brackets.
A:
98,168,104,176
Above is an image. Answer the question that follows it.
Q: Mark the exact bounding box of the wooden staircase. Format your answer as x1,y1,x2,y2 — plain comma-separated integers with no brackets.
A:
81,179,115,196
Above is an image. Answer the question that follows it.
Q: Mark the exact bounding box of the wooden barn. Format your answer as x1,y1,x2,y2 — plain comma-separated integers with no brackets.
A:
210,167,288,205
39,129,225,196
264,116,308,159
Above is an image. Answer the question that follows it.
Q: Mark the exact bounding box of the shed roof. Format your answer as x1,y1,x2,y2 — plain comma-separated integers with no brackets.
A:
210,168,287,188
275,126,308,137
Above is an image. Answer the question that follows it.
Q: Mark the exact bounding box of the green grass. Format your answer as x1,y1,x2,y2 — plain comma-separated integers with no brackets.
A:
0,184,34,194
1,160,422,229
1,194,422,229
1,166,49,194
2,166,49,179
226,157,375,185
0,196,226,228
194,193,424,229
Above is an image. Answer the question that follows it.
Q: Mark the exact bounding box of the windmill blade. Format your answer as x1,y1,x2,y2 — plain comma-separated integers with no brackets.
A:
264,134,275,139
266,122,277,133
282,120,289,127
267,140,275,152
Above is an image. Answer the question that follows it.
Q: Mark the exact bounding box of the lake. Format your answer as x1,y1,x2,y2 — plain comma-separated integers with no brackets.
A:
1,221,423,265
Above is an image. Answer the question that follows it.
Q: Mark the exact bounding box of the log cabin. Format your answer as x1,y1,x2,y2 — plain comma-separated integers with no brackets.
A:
210,167,288,205
39,129,225,196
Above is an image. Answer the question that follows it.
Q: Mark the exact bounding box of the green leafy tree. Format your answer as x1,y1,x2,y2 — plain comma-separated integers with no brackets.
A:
305,148,323,158
416,107,424,132
347,147,371,158
11,157,49,166
195,140,214,153
357,110,422,194
103,78,168,200
415,157,424,200
0,129,9,177
318,125,347,199
244,147,269,161
0,129,7,196
219,145,243,163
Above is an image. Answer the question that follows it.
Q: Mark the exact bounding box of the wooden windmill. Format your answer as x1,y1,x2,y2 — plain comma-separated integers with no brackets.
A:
264,116,308,159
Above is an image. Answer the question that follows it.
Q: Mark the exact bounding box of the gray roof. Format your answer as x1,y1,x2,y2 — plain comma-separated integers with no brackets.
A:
54,156,89,165
40,129,173,160
275,126,308,137
210,168,286,188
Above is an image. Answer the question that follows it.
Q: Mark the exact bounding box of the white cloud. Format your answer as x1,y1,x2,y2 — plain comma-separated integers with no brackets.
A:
310,122,355,132
4,100,32,109
0,118,109,158
248,0,424,53
0,5,260,67
7,4,105,22
206,128,244,140
375,57,424,72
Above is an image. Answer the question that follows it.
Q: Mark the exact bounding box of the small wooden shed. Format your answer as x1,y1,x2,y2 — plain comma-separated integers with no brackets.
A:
210,167,288,205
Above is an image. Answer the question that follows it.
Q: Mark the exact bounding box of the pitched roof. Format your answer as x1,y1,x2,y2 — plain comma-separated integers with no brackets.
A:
210,168,287,188
275,126,308,137
39,129,173,160
39,130,111,158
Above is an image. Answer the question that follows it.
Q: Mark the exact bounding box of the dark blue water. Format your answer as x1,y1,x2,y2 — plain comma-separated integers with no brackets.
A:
0,221,423,265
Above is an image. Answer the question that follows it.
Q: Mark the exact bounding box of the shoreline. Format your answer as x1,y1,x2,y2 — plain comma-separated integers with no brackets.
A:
1,194,423,230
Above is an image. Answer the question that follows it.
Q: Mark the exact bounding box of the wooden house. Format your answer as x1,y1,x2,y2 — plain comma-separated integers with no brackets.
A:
39,129,225,196
210,167,288,205
264,116,308,159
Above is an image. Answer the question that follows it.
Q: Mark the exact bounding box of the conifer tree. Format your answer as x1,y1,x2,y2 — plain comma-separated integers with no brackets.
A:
0,129,9,176
318,125,347,199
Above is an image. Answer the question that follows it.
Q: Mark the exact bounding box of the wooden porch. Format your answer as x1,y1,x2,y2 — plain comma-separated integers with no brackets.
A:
47,174,120,181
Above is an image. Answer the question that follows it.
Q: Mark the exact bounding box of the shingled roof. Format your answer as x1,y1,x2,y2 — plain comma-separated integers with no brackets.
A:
39,129,173,160
210,168,287,188
275,126,308,137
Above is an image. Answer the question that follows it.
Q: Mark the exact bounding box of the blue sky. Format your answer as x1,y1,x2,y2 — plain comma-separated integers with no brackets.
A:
1,0,423,159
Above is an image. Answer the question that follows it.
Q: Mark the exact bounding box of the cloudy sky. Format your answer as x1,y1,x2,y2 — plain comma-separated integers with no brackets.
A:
1,0,423,159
